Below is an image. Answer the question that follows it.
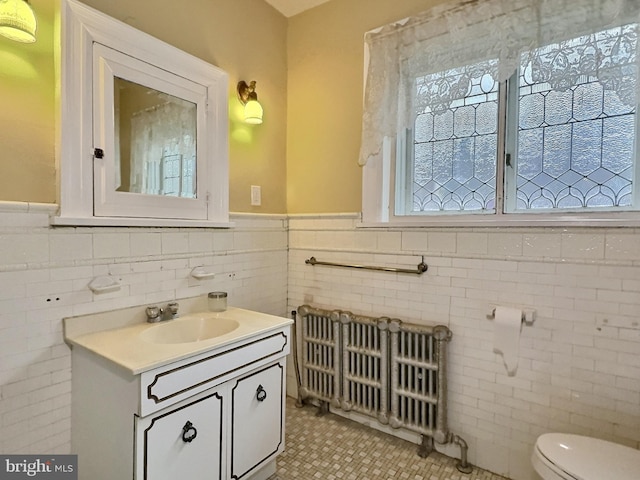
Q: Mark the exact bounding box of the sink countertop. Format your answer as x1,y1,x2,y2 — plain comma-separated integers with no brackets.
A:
64,299,293,375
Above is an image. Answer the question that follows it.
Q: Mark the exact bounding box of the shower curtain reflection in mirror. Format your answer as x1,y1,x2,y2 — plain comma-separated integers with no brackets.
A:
115,77,197,198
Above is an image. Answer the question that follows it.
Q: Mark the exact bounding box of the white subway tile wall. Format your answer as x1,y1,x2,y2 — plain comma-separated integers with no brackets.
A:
0,209,288,455
287,215,640,480
2,207,639,480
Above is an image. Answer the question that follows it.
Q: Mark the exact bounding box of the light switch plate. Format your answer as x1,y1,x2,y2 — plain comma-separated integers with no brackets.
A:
251,185,261,206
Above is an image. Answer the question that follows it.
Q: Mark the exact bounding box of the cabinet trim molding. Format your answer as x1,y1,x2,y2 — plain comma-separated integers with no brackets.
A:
230,363,284,480
142,391,224,480
146,332,288,405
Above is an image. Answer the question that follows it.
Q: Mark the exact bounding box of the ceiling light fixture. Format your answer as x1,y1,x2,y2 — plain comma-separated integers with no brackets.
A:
0,0,37,43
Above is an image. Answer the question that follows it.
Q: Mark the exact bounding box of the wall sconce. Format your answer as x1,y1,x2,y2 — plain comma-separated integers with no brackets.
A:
0,0,37,43
237,80,263,124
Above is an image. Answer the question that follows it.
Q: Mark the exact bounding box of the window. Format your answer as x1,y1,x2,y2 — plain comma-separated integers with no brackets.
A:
508,25,637,213
360,0,640,226
397,59,500,215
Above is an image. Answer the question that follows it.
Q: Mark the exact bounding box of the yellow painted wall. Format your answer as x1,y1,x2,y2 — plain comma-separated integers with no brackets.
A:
286,0,446,213
2,0,451,214
0,0,288,212
0,0,56,203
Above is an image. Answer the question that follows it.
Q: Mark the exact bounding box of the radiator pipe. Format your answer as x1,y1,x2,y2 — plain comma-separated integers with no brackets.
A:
435,432,472,474
450,433,472,474
290,310,304,408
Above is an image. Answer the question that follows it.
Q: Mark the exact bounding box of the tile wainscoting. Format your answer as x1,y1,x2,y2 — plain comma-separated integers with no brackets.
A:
0,206,287,454
287,214,640,480
1,207,638,480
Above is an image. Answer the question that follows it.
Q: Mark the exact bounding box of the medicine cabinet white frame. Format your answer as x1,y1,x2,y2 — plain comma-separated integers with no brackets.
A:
55,0,231,227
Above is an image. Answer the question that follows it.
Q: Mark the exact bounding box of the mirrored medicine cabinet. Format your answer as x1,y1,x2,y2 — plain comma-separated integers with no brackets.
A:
54,0,230,226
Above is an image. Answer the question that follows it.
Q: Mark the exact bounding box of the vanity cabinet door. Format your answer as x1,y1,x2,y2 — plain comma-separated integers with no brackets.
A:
230,361,285,480
135,389,225,480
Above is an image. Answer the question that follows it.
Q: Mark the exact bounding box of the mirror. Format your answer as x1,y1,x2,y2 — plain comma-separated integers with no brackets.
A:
115,77,197,199
57,0,230,226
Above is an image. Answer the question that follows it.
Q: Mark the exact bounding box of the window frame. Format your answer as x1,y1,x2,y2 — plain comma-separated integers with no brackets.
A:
361,26,640,228
504,37,640,216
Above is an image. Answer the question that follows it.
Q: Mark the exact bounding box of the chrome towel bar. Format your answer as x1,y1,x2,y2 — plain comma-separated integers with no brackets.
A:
305,256,428,275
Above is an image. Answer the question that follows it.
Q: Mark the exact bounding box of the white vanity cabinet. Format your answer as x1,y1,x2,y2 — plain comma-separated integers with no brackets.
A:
134,360,286,480
69,316,290,480
230,362,285,480
136,388,225,480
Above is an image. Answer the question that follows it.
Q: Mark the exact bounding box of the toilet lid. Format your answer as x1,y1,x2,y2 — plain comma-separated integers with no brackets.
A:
536,433,640,480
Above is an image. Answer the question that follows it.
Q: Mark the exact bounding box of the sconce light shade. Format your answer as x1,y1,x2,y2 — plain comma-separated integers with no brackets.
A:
237,80,263,125
244,99,264,125
0,0,37,43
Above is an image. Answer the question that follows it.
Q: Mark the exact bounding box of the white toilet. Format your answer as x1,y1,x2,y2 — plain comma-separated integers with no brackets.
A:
532,433,640,480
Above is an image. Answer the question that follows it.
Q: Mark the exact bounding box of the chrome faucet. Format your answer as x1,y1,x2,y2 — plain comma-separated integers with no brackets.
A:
145,302,179,323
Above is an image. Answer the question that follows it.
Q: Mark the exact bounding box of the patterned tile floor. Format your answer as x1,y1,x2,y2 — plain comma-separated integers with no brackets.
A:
269,399,509,480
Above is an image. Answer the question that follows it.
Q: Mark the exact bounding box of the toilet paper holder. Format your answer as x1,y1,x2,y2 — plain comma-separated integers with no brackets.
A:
486,307,536,325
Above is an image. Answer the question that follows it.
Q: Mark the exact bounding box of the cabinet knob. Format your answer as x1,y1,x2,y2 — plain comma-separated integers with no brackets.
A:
181,421,197,443
256,384,267,402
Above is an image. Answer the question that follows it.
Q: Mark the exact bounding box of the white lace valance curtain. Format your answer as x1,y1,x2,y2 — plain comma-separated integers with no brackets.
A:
358,0,640,166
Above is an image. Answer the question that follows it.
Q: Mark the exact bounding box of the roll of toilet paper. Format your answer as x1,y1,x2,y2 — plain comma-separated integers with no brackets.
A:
493,306,523,376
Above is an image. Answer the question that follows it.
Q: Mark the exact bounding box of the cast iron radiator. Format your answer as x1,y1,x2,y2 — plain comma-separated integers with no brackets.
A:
297,305,471,473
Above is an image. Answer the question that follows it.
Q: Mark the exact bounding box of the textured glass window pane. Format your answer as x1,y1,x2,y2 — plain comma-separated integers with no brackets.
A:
572,121,603,175
542,125,572,177
453,106,475,137
516,24,637,210
573,83,604,121
411,59,498,213
518,129,544,180
414,143,433,185
453,138,474,182
415,114,433,143
433,110,454,141
603,115,635,173
544,90,572,125
519,93,544,129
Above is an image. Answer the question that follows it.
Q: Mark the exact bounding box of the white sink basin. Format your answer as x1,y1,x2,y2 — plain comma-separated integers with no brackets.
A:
140,315,240,344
